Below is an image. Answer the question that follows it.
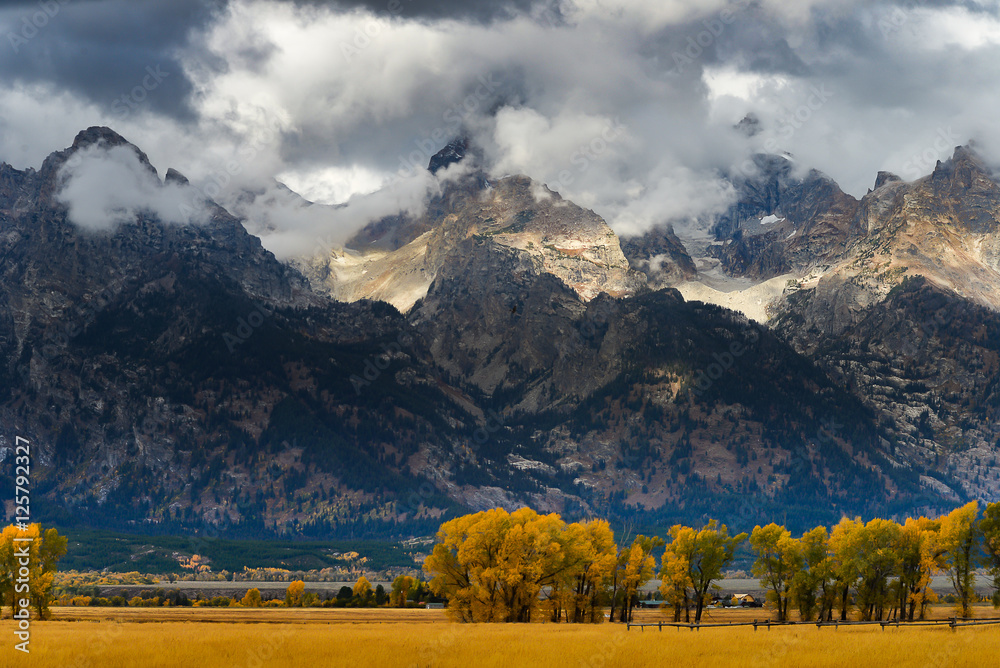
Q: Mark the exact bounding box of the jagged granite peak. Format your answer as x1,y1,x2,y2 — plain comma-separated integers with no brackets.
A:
300,174,644,312
619,224,697,288
164,168,190,186
774,276,1000,502
69,126,158,176
428,137,469,174
409,235,911,516
873,171,902,191
2,129,318,308
735,113,762,138
712,154,860,280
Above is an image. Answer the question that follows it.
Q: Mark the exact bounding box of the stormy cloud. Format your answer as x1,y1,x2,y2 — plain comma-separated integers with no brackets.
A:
4,0,1000,253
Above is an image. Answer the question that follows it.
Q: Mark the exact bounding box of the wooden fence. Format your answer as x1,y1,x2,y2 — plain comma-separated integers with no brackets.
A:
627,617,1000,632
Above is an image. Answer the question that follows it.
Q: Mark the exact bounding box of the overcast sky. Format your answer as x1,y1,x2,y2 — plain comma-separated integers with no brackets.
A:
3,0,1000,252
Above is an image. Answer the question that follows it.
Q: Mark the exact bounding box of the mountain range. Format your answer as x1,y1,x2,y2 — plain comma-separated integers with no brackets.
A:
1,126,997,539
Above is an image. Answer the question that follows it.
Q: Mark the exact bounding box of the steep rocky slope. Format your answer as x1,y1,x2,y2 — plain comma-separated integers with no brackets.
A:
298,172,643,313
1,128,992,541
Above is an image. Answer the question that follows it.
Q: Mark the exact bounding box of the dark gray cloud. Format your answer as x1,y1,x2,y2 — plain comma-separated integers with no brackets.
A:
4,0,1000,253
0,0,223,119
292,0,553,23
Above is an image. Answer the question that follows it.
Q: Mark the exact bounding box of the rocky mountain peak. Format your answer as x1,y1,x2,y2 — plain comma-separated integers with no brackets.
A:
873,171,902,191
69,127,158,176
164,168,190,186
38,127,159,194
299,172,643,311
428,137,470,174
930,143,995,190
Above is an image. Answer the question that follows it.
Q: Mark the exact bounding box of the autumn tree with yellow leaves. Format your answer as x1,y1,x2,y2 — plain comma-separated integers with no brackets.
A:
240,587,263,607
750,523,801,622
548,519,617,624
658,522,745,624
0,524,67,620
981,502,1000,609
423,508,617,623
284,580,305,607
939,501,980,618
613,534,662,624
895,516,944,621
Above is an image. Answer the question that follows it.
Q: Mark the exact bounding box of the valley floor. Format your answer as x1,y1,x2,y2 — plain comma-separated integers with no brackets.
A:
1,606,999,667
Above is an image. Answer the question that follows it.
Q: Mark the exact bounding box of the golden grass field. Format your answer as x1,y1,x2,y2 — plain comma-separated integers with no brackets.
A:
0,606,998,667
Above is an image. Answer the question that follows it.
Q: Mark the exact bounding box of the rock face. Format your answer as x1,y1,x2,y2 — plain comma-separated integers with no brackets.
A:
301,172,644,312
410,238,906,521
0,128,483,535
3,127,998,540
711,154,860,280
745,145,1000,502
619,225,698,289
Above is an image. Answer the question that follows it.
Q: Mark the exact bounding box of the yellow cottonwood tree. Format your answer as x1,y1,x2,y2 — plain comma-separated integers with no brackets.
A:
689,522,747,623
616,535,662,624
790,526,834,622
240,588,263,607
284,580,305,607
939,501,979,618
557,519,616,623
659,525,695,622
750,523,801,622
0,524,67,620
895,516,943,621
424,508,614,623
390,575,418,608
353,575,373,600
852,518,901,621
981,502,1000,608
829,517,865,621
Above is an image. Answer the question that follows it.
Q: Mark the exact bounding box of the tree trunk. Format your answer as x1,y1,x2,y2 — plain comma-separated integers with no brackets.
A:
609,571,618,624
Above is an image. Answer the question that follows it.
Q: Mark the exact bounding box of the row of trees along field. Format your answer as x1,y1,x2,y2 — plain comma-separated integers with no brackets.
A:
56,575,442,609
422,501,1000,624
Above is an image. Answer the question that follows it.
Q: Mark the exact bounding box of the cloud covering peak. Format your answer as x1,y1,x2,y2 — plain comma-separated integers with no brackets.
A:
6,0,1000,249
